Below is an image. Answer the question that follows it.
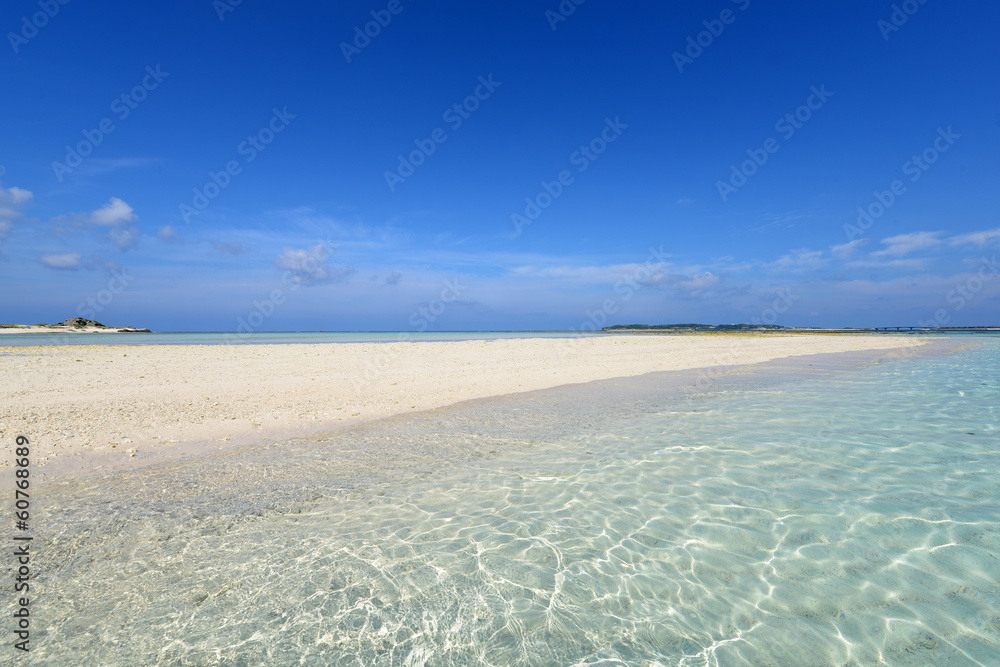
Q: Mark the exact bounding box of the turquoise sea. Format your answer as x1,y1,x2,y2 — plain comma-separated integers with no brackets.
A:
15,337,1000,665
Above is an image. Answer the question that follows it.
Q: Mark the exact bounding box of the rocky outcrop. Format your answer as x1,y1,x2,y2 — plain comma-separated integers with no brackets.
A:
61,317,104,328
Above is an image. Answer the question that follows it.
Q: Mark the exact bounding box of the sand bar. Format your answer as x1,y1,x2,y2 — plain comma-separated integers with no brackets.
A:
1,334,926,476
2,327,114,334
0,326,151,334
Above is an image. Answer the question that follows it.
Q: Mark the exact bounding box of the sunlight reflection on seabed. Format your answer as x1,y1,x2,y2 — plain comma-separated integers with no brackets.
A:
14,339,1000,665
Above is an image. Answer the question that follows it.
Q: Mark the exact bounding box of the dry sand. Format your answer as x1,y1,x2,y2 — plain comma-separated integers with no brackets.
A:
1,327,101,334
0,334,926,477
0,326,146,334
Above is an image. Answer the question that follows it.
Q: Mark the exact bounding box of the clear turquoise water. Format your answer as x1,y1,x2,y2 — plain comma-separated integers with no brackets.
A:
20,339,1000,665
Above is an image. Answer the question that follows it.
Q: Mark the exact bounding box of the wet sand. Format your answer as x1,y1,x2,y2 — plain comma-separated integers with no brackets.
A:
0,334,927,477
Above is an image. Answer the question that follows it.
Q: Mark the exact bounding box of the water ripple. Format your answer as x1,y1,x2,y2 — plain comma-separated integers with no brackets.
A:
13,341,1000,665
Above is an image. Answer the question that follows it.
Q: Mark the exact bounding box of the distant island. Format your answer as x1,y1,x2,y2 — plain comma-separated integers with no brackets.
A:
604,323,789,332
603,324,999,333
0,317,152,334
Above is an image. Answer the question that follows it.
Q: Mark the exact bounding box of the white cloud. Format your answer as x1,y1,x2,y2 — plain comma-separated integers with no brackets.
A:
872,231,943,257
5,186,32,206
681,271,720,294
157,225,183,243
830,239,869,259
510,259,673,285
632,268,724,297
770,249,825,271
949,227,1000,247
636,272,682,288
110,226,141,250
42,196,143,251
846,257,930,270
40,252,83,269
275,244,353,284
90,197,136,226
832,267,1000,304
511,265,623,283
0,183,33,239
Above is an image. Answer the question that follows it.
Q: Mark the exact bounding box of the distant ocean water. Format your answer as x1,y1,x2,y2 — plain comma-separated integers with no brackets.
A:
15,337,1000,665
0,330,601,346
2,330,996,348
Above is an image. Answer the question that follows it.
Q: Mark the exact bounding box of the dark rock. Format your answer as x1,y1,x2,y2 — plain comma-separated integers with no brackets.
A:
61,317,104,328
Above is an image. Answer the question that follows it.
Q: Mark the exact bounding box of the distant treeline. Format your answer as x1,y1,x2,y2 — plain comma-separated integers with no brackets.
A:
603,324,788,331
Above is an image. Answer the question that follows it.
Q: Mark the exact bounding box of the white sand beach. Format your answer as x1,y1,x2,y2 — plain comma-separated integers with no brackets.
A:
0,334,925,476
0,325,150,334
0,327,116,334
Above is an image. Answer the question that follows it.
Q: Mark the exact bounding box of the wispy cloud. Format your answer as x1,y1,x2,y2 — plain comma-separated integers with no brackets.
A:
211,240,246,255
830,238,869,259
46,196,142,252
872,231,943,257
1,185,32,208
846,257,930,270
770,249,826,271
110,226,141,250
157,225,184,244
681,271,720,294
39,252,83,269
637,270,725,297
75,157,160,177
274,244,353,285
745,211,804,235
0,182,33,240
510,264,631,283
949,227,1000,247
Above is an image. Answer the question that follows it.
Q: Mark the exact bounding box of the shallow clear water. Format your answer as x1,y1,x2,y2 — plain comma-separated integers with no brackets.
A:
18,339,1000,665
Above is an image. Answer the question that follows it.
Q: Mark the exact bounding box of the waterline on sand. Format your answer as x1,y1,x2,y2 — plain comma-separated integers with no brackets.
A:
17,339,999,664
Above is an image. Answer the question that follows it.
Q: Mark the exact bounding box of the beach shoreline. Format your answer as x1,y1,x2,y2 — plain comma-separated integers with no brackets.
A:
0,326,152,334
1,334,935,481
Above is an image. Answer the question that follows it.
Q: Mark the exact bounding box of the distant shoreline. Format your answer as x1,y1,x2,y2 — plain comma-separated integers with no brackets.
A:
602,324,1000,333
0,325,153,334
601,327,1000,335
3,326,998,337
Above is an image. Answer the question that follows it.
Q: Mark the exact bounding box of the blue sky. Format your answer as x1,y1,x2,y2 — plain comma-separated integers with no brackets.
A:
2,0,998,331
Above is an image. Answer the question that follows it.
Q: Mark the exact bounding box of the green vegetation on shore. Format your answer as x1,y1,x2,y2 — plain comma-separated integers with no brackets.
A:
603,323,999,334
604,323,789,332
